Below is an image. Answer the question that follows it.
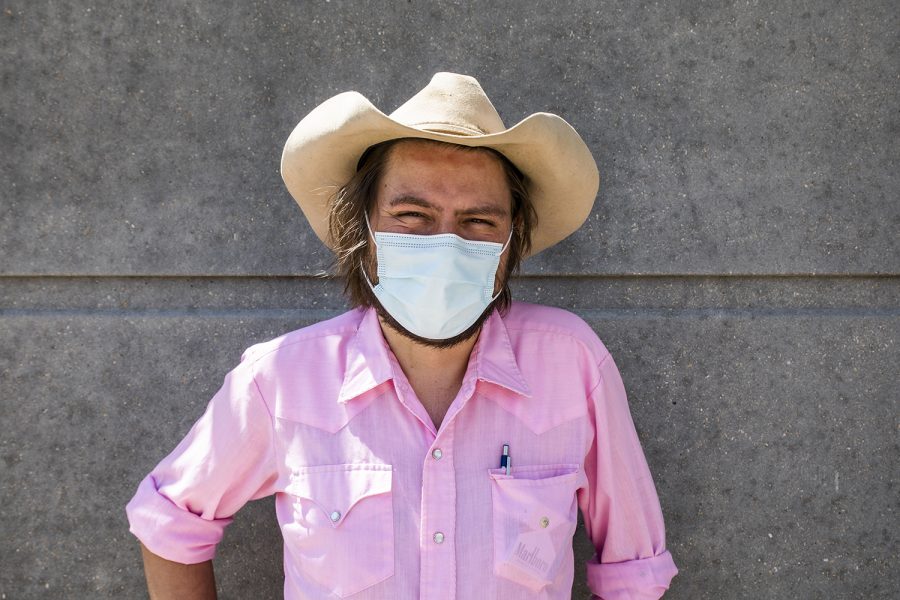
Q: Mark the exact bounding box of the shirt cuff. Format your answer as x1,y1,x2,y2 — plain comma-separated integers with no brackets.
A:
125,474,232,564
586,550,678,600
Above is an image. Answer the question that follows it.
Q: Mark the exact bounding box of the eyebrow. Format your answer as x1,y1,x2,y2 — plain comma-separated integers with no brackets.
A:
388,195,510,218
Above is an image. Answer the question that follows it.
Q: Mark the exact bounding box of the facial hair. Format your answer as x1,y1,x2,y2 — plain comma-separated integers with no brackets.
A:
371,295,496,349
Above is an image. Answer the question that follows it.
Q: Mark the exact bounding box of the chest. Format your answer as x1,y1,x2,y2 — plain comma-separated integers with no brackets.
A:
274,394,591,599
406,374,464,430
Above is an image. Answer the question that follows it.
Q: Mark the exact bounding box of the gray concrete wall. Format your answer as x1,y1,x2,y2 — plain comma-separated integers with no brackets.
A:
1,1,897,598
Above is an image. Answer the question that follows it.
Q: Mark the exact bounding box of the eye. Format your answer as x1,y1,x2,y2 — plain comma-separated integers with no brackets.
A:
467,218,495,227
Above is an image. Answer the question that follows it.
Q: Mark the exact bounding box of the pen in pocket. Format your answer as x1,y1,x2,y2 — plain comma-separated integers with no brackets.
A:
500,443,511,475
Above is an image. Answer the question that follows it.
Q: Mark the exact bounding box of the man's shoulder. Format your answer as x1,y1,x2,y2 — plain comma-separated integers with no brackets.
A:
230,309,370,430
503,301,611,364
239,308,365,368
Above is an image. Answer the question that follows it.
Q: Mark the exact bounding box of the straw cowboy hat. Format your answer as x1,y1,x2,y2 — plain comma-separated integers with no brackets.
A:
280,72,599,257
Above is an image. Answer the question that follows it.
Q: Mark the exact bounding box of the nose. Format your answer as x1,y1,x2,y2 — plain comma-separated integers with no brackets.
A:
434,214,461,236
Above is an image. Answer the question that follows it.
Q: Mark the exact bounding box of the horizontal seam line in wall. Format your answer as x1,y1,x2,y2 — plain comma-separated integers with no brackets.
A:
1,308,898,319
0,308,343,319
0,273,898,280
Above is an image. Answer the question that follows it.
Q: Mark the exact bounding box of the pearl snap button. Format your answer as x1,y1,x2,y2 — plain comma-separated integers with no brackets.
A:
540,516,550,528
330,510,341,522
432,448,443,460
433,531,445,544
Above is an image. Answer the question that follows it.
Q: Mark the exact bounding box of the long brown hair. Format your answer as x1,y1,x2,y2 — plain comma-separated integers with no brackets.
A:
327,138,536,313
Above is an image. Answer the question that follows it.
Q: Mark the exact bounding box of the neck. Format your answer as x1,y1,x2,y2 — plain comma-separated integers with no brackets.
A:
378,315,478,391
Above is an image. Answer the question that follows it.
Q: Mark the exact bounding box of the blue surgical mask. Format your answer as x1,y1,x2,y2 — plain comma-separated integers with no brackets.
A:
362,214,512,340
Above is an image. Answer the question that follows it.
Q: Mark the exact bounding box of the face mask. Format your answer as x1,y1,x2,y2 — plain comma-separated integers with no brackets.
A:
362,214,512,340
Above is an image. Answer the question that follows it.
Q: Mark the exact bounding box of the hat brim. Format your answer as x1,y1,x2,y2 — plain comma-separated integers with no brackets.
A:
281,91,599,257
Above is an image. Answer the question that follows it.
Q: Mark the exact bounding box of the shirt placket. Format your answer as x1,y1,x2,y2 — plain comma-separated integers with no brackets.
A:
417,377,478,600
419,415,455,600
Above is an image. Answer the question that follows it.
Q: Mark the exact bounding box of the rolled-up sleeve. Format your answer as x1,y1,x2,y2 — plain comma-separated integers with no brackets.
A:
577,353,678,599
125,356,277,564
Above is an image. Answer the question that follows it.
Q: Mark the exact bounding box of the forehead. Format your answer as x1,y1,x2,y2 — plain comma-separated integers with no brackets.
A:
378,140,512,211
385,138,504,167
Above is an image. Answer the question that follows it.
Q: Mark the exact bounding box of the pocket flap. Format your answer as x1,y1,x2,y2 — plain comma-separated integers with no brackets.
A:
287,463,392,527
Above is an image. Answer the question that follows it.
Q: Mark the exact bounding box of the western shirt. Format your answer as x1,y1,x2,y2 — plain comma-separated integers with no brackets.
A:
126,302,677,599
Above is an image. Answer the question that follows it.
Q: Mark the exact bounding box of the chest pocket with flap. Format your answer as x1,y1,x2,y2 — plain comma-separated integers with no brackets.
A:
488,464,581,592
285,463,394,598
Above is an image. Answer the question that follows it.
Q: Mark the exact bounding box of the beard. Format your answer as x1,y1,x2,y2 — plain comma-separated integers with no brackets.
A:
371,295,497,349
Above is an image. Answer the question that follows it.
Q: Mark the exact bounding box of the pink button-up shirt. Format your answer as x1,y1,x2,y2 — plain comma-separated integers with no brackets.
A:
126,302,677,599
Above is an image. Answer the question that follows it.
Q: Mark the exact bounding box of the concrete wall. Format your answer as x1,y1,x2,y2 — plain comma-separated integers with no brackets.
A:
1,1,897,598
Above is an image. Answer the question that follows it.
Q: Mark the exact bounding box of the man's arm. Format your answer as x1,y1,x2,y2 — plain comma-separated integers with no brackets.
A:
577,352,677,599
140,542,217,600
126,356,278,594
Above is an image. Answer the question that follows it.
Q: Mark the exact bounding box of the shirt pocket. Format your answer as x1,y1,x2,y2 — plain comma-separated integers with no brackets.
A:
285,463,394,598
488,464,581,592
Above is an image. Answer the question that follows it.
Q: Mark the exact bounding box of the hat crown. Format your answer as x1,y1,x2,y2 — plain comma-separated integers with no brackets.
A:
389,72,506,136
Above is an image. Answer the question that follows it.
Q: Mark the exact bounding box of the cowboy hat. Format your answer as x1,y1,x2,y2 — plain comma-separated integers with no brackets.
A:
280,72,599,256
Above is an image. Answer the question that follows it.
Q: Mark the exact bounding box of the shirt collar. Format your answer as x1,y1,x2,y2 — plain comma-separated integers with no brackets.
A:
337,308,395,404
337,306,532,404
473,309,532,398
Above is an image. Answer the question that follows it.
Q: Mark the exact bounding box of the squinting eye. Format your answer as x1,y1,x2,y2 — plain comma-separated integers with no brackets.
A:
469,218,495,226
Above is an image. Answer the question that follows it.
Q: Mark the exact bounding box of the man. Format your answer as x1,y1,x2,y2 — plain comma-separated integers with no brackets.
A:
127,72,677,599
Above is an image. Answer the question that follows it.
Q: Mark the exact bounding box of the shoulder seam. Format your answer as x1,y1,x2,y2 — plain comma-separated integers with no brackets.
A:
246,367,279,473
248,368,274,420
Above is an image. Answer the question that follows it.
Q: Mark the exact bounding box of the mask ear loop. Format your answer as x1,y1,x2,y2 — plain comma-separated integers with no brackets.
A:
363,211,379,248
499,227,514,255
488,227,516,302
360,211,378,290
